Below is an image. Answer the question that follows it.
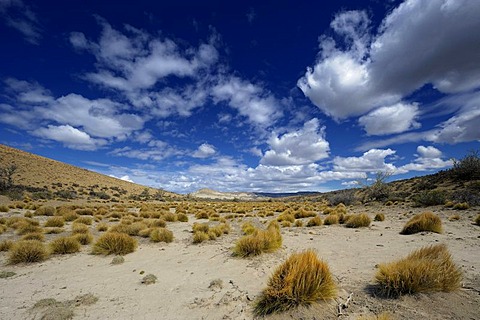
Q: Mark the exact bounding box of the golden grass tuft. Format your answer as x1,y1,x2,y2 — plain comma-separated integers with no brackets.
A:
92,232,137,255
400,212,442,235
44,216,65,228
96,222,109,232
22,232,45,241
233,222,282,257
149,228,174,243
0,240,14,251
34,206,56,216
192,231,209,243
475,214,480,226
8,240,49,264
74,232,94,245
374,213,385,222
71,223,89,234
254,249,336,316
323,214,339,225
50,236,81,254
241,221,256,235
306,216,323,227
345,213,371,228
375,244,462,297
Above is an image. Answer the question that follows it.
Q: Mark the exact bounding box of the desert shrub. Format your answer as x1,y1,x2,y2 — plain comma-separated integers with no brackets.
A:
44,227,64,234
195,210,210,219
44,216,65,228
474,214,480,226
16,220,42,235
192,231,209,244
71,223,89,234
109,222,147,236
241,222,256,235
92,232,137,255
150,228,174,243
374,213,385,222
375,244,462,297
233,223,282,257
345,213,371,228
96,222,109,232
149,219,167,228
76,208,94,216
453,202,469,210
34,206,56,216
74,232,93,245
0,224,6,234
74,216,93,225
111,256,125,265
326,189,357,206
413,190,446,207
177,213,188,222
323,214,339,225
277,213,295,223
400,212,442,235
254,249,336,316
0,205,9,212
163,212,177,222
0,240,13,251
192,222,210,233
293,208,317,219
22,232,45,241
141,274,157,285
294,220,304,227
448,214,460,221
62,211,78,222
50,236,81,254
306,216,323,227
8,240,49,264
450,150,480,181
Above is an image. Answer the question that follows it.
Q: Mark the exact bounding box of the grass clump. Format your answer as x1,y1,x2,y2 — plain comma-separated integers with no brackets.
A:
71,223,89,234
74,232,94,245
375,244,462,297
50,236,81,254
92,232,137,255
150,228,174,243
44,216,65,228
254,249,336,316
74,216,93,225
306,216,323,227
400,212,442,235
0,240,14,251
22,232,45,241
475,214,480,226
323,214,339,225
345,213,371,228
453,202,469,210
374,213,385,221
192,231,209,243
233,222,282,257
34,206,56,216
8,240,49,264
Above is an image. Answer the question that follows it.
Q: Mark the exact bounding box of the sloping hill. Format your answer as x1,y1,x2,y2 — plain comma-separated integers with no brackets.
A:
0,144,179,201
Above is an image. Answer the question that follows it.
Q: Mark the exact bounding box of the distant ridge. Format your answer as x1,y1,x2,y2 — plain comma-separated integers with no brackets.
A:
0,144,179,201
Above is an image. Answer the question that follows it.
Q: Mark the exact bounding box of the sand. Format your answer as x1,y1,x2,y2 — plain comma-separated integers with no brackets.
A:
1,204,479,320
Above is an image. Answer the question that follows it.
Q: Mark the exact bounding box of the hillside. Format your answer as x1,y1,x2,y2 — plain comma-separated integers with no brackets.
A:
0,144,179,202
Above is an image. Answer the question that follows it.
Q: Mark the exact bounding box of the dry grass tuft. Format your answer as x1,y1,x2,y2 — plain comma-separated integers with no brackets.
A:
74,216,93,225
323,214,339,225
71,223,89,234
50,236,81,254
34,206,56,216
74,233,94,245
254,249,336,316
8,240,49,264
375,244,462,297
306,216,323,227
345,213,371,228
192,231,209,244
475,214,480,226
92,232,137,255
44,216,65,228
22,232,45,241
374,213,385,222
0,240,14,251
233,222,282,257
400,212,442,235
149,228,174,243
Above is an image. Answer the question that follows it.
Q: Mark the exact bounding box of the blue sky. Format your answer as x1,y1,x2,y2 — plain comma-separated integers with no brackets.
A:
1,0,479,194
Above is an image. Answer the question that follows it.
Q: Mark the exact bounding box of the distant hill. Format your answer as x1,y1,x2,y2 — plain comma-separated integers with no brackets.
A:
189,188,268,201
0,144,180,202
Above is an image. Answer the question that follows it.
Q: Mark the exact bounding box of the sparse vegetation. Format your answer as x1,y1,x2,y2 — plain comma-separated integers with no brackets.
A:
44,216,65,228
374,213,385,221
346,213,371,228
306,216,322,227
149,228,174,243
375,244,462,297
92,232,137,255
8,240,49,264
324,214,339,225
413,190,446,207
450,150,480,181
233,222,282,257
474,214,480,226
400,212,442,235
254,249,336,316
50,236,81,254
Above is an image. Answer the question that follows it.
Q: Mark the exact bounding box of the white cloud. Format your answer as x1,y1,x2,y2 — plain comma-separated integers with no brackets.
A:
110,145,180,161
298,0,480,125
193,143,216,158
109,174,134,183
358,102,420,135
33,125,107,150
261,118,330,166
211,76,282,127
398,145,452,173
333,149,397,173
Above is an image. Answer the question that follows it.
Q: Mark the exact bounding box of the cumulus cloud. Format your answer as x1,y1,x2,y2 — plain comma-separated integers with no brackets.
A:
261,118,329,166
398,145,452,172
0,0,42,44
109,174,134,183
298,0,480,140
211,76,282,127
358,102,420,135
333,149,397,173
193,143,216,158
0,79,145,149
33,125,107,150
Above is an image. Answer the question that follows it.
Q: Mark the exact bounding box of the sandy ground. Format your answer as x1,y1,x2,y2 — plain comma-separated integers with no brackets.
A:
0,204,479,320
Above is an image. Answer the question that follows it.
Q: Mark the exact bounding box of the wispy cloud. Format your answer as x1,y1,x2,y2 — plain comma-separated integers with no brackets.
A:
0,0,42,44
